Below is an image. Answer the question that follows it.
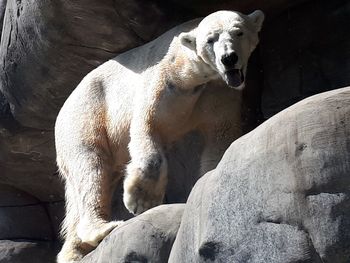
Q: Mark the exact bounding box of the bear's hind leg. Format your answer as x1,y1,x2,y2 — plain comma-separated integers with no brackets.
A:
74,156,123,247
57,170,90,263
58,152,122,262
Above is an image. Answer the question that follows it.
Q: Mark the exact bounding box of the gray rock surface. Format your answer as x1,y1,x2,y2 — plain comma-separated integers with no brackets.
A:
167,0,309,17
0,0,6,34
0,185,54,241
0,240,58,263
261,1,350,118
169,87,350,263
0,127,62,202
82,204,185,263
0,206,52,240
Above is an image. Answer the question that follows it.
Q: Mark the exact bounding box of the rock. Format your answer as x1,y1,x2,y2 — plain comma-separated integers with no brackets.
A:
169,87,350,262
0,204,52,240
0,127,63,202
167,0,309,17
0,185,53,240
166,132,204,203
45,201,65,240
0,240,58,263
0,82,61,204
261,1,350,118
0,0,6,35
0,0,188,130
0,184,37,206
82,204,185,263
0,184,63,262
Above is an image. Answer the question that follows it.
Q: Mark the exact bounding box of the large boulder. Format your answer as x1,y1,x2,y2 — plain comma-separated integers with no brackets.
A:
261,0,350,118
0,240,58,263
0,185,59,263
165,0,309,17
170,87,350,262
0,0,6,33
0,185,54,240
82,204,185,263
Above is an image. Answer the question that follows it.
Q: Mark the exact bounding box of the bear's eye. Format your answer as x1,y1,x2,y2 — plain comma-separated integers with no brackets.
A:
237,31,244,37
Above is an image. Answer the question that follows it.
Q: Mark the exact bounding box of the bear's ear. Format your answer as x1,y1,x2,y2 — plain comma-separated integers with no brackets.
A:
248,10,265,32
179,31,196,51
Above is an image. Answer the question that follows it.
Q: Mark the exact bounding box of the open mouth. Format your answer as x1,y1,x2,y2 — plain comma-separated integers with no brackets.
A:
224,69,244,88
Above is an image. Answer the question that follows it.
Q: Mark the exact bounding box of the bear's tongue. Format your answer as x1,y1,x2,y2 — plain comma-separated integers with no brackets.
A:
225,69,243,87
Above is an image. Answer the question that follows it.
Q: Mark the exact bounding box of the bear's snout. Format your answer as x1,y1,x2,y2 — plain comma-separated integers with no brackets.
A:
221,52,238,69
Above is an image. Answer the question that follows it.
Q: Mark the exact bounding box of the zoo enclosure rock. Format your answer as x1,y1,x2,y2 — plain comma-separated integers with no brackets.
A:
169,87,350,263
0,186,60,263
81,204,185,263
261,0,350,118
0,240,58,263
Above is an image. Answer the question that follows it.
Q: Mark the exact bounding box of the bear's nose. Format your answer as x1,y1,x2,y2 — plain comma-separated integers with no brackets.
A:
221,52,238,68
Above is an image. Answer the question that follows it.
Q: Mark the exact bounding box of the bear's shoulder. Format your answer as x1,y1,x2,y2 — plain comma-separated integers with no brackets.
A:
107,18,202,74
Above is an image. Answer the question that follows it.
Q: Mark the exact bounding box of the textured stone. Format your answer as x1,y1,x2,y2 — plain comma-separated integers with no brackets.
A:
170,87,350,263
0,240,58,263
0,204,53,240
0,0,6,34
166,132,204,203
45,201,65,240
0,184,37,206
0,126,63,202
0,184,54,241
82,204,185,263
166,0,309,17
261,0,350,118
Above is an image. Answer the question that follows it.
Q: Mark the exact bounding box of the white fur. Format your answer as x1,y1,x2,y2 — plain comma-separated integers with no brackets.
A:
55,10,264,262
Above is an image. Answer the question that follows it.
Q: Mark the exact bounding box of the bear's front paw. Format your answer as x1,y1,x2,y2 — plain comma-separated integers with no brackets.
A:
123,165,167,215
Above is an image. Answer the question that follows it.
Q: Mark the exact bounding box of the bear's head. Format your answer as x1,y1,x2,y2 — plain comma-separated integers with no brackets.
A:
180,10,264,90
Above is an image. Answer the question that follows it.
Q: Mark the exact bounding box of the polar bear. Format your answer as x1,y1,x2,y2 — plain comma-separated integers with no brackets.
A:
55,10,264,262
